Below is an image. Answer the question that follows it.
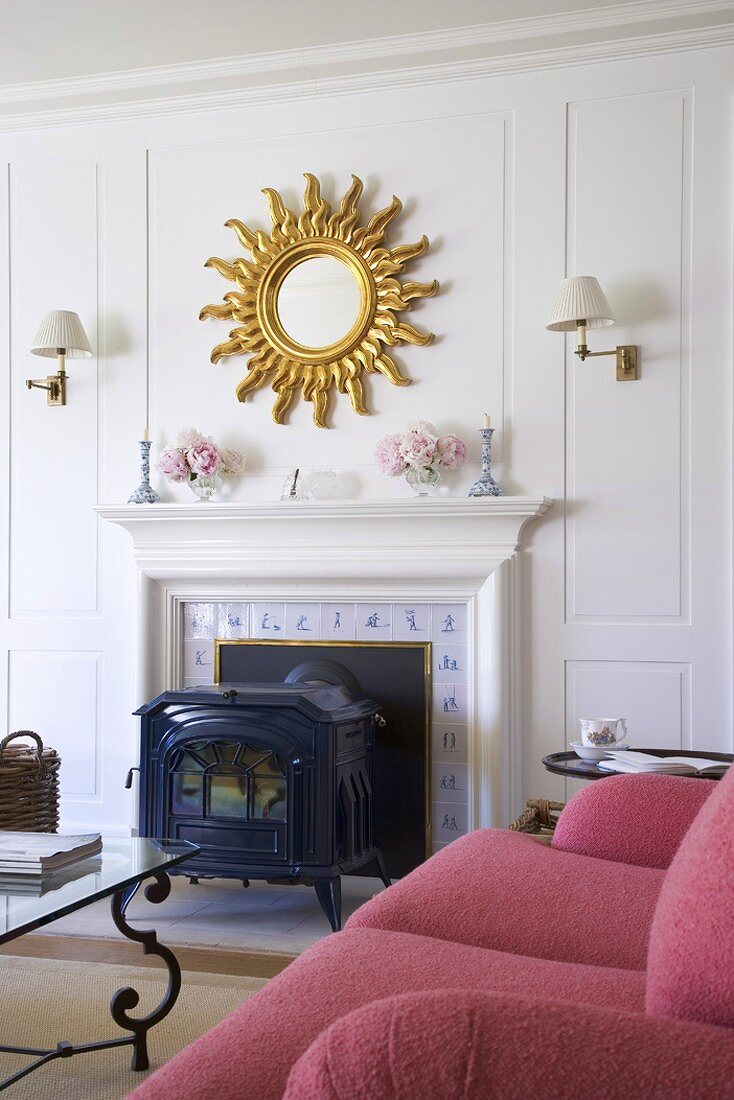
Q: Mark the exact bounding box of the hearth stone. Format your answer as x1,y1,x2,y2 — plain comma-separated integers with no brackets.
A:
135,674,390,931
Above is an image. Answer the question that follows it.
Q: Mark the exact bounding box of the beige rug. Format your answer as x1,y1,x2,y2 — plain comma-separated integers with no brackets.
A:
0,955,267,1099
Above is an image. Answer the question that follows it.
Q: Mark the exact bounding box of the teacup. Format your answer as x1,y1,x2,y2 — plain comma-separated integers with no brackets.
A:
579,718,628,747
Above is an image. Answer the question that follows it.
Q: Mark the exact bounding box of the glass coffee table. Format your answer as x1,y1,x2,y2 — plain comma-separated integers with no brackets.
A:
0,836,198,1091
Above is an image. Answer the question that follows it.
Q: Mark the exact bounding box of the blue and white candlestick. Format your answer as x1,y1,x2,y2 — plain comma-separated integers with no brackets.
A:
127,439,160,504
468,427,502,497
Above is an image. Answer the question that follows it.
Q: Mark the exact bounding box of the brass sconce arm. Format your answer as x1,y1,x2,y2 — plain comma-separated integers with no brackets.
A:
26,348,68,406
574,322,638,381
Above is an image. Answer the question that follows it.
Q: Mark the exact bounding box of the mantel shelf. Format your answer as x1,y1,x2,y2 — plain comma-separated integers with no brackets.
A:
95,496,552,525
95,496,553,584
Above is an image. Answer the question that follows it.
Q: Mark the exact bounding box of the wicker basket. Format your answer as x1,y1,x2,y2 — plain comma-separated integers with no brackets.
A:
0,731,60,833
509,798,565,845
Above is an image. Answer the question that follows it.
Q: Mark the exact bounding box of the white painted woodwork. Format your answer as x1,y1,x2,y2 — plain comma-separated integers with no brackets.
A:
0,11,731,833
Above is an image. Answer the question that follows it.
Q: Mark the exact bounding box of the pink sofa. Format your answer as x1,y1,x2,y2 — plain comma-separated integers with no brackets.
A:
129,770,734,1099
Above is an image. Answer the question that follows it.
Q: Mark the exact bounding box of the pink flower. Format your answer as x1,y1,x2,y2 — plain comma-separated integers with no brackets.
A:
400,431,438,469
437,433,468,469
374,434,407,477
187,439,222,477
406,419,438,438
221,448,245,477
155,446,188,482
176,427,204,450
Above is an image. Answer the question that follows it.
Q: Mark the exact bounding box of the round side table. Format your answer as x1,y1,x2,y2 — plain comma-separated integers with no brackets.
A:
542,748,732,782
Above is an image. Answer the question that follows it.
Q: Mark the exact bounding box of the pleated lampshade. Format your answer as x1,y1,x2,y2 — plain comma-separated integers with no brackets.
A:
546,277,615,331
30,311,93,358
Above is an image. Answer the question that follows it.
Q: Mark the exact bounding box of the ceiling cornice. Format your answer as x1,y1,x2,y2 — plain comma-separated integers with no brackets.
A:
0,0,731,133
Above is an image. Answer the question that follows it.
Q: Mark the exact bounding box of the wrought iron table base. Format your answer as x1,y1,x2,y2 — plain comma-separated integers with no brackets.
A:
0,871,181,1091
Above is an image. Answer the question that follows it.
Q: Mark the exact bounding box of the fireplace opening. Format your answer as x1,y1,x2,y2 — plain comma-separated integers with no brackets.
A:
215,640,431,879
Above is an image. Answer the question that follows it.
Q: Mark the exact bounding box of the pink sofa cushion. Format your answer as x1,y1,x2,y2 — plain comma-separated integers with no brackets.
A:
127,927,645,1100
285,989,734,1100
647,763,734,1027
552,773,715,868
346,828,664,969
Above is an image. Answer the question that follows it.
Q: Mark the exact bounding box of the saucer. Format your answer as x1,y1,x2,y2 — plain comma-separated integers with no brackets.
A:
570,741,629,762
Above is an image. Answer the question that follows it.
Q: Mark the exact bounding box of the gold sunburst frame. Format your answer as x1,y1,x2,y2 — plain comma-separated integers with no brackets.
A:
199,173,438,427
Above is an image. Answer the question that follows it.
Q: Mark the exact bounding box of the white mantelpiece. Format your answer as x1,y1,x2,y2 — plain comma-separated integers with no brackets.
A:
97,497,551,831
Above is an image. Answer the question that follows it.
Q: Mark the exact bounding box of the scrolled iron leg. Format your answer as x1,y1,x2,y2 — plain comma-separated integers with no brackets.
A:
314,877,341,932
110,872,182,1071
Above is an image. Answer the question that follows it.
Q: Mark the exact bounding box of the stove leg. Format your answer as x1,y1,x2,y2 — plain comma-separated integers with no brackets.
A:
372,851,391,890
314,877,341,932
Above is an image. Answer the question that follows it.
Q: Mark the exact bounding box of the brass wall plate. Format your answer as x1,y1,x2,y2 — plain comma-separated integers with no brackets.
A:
616,345,639,381
199,173,438,428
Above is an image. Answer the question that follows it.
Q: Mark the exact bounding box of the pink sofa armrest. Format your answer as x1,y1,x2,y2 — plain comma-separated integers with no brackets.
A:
552,772,714,868
284,989,734,1100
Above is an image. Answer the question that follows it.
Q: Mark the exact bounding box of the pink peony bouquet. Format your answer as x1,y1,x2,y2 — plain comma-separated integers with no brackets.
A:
156,429,245,500
375,420,467,495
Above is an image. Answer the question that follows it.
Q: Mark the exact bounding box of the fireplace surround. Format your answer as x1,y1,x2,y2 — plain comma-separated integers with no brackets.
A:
97,497,552,837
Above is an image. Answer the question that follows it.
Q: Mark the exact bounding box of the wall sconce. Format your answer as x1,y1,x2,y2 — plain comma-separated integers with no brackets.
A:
26,310,93,406
546,276,638,381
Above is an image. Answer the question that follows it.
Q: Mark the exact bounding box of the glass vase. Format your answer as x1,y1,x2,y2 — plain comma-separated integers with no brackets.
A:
188,474,222,501
405,465,441,496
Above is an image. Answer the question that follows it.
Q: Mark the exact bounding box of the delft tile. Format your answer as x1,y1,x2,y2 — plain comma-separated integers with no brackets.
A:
431,724,468,764
184,640,214,675
431,603,468,645
433,801,469,840
432,842,451,855
217,602,250,639
392,603,431,642
355,603,393,641
251,602,285,638
433,681,468,723
284,603,321,640
432,644,467,683
432,762,469,804
320,603,356,640
183,675,214,688
183,602,216,639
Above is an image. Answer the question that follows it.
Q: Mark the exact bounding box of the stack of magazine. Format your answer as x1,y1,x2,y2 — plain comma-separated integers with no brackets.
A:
597,751,730,777
0,832,102,878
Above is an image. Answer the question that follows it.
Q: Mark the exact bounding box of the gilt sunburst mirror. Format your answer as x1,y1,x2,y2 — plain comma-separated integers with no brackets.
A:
199,173,438,427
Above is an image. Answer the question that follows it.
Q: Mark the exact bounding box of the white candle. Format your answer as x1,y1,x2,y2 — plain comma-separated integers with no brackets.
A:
142,427,149,442
482,413,491,429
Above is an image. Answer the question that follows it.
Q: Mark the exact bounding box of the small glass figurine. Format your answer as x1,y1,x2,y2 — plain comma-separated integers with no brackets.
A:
468,427,502,497
128,440,161,504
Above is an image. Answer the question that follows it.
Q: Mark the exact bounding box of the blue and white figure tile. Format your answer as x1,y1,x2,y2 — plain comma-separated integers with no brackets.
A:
355,604,393,641
432,644,467,683
183,675,214,689
183,602,216,640
432,762,469,805
433,801,469,839
217,603,250,640
251,602,286,638
431,724,468,764
183,640,214,677
392,603,431,642
320,603,356,641
284,603,322,639
433,682,468,723
430,604,468,646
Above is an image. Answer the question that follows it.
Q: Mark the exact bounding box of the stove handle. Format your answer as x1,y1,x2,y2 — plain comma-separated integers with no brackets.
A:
124,765,140,790
373,713,387,728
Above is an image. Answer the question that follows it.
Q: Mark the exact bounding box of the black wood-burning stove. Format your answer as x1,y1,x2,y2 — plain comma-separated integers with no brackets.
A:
134,665,390,930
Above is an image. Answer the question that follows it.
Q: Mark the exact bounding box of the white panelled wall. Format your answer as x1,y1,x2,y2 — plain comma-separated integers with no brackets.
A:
0,26,732,832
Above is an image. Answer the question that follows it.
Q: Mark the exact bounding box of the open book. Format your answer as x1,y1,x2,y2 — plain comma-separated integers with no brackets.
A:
0,832,102,876
597,751,730,777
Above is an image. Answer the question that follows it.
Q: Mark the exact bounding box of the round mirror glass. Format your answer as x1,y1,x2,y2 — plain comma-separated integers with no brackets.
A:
277,256,362,349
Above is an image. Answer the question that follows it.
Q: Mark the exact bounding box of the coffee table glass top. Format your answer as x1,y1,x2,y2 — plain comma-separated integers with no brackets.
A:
0,837,198,944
